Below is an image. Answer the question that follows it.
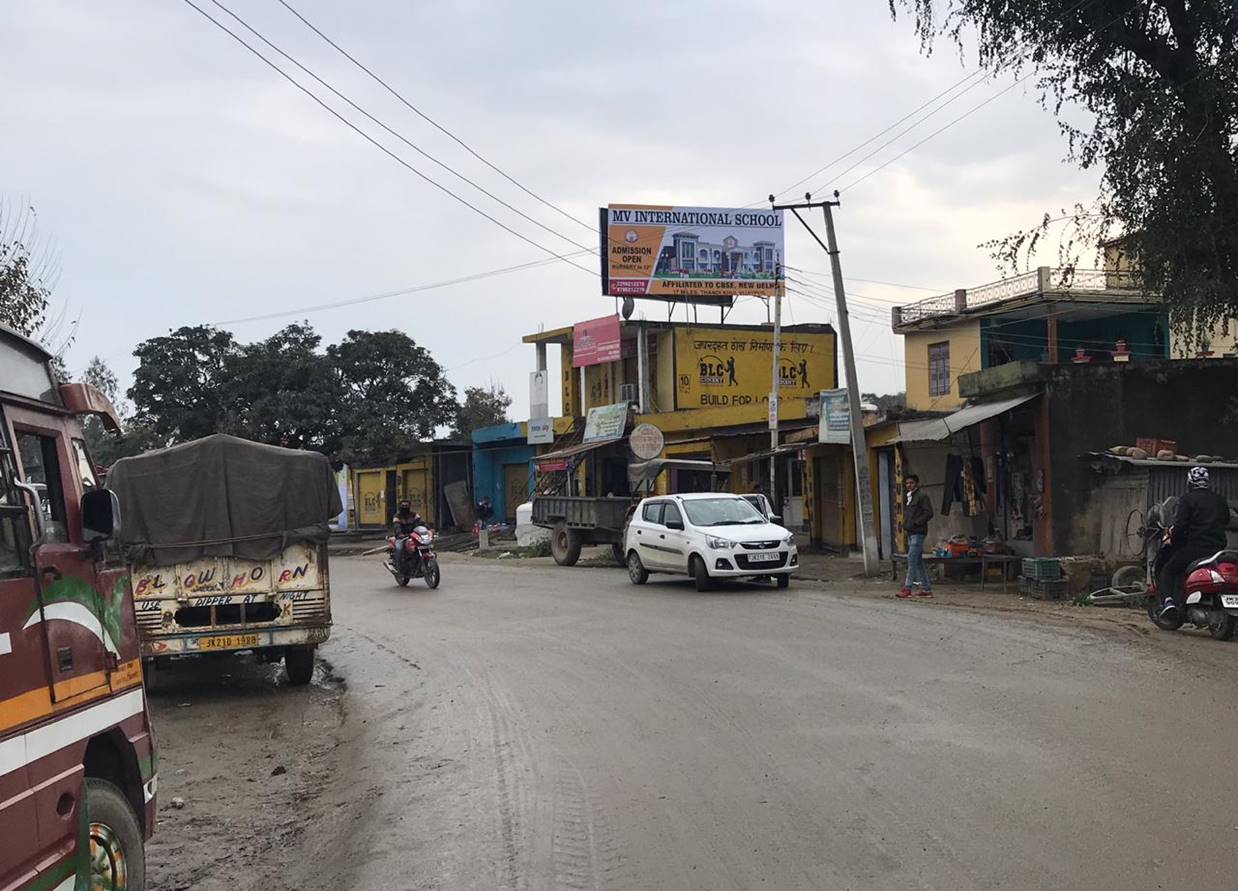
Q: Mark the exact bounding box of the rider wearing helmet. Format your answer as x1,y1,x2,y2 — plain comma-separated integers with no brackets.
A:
391,500,425,571
1158,467,1232,619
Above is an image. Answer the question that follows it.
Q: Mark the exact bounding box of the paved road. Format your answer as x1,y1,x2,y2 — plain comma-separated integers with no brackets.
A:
319,556,1238,890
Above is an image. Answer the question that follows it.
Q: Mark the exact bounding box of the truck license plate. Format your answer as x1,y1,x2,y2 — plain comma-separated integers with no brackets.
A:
748,552,781,563
198,633,262,651
1222,595,1238,609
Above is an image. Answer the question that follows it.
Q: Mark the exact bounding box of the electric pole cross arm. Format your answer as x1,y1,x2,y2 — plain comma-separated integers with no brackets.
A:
769,192,881,576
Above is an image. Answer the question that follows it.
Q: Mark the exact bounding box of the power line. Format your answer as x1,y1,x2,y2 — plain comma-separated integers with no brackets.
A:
210,249,595,326
179,0,599,278
206,0,596,255
803,74,991,198
838,71,1037,194
764,69,986,205
276,0,594,233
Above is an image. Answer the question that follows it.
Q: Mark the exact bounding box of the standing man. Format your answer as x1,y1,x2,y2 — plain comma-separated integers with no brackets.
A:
899,473,934,599
1157,466,1232,619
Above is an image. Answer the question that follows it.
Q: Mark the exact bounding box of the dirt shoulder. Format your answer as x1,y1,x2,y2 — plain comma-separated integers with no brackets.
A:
145,656,356,891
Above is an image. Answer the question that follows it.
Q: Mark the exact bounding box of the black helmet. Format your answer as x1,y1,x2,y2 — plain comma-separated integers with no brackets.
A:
398,499,412,512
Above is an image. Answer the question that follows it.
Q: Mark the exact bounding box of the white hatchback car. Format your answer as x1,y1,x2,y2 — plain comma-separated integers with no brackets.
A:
624,492,798,590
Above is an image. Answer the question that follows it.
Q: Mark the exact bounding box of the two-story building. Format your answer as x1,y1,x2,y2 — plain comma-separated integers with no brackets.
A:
872,265,1238,561
469,316,865,550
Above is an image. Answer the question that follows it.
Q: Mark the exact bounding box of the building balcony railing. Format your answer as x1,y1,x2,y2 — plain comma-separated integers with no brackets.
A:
893,267,1143,328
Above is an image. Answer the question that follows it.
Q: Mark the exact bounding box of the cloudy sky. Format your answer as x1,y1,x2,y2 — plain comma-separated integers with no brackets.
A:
0,0,1101,417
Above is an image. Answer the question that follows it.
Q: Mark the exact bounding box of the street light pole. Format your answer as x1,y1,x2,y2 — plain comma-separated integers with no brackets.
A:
768,275,782,501
770,192,881,576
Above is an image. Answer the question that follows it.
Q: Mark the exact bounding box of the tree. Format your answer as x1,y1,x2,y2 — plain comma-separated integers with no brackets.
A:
451,382,512,440
224,323,344,453
0,203,53,336
328,330,458,466
79,356,162,468
888,1,1238,338
129,325,238,444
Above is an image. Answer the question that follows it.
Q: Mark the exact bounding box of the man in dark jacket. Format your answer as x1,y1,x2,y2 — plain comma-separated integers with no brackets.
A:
900,473,935,598
1158,467,1232,619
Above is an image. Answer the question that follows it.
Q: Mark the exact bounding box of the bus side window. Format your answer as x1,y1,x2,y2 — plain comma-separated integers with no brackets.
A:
0,423,32,575
16,431,68,543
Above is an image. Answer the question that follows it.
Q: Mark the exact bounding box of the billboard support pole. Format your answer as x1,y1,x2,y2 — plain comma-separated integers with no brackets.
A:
772,192,880,576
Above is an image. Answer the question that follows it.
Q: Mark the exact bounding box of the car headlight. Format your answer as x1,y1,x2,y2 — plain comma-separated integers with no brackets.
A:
784,533,796,545
706,535,736,550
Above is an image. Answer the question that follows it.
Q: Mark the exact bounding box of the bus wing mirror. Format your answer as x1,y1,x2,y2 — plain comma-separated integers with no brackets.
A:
82,489,121,543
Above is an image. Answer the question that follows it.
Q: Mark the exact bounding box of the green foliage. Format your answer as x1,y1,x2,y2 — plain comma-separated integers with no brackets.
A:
327,329,459,466
451,382,512,440
126,325,458,467
0,205,51,337
889,0,1238,336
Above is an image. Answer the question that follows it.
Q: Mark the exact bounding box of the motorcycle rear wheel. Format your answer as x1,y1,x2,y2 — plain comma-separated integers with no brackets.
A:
423,558,441,589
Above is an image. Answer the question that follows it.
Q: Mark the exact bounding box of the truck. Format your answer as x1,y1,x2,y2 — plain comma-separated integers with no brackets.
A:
0,325,157,890
107,434,341,686
532,458,732,566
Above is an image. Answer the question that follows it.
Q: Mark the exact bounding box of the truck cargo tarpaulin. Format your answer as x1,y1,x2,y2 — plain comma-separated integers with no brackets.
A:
600,204,783,304
108,434,343,566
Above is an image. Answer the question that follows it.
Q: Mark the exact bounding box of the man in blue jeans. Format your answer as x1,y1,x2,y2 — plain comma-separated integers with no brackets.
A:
899,473,934,598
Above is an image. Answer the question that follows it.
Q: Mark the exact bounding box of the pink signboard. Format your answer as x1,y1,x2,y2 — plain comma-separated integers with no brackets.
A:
572,314,622,368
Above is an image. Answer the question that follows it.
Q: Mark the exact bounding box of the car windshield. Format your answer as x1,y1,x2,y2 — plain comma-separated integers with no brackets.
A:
681,497,765,527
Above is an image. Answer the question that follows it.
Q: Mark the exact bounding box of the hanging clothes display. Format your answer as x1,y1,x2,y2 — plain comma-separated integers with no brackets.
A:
941,453,964,515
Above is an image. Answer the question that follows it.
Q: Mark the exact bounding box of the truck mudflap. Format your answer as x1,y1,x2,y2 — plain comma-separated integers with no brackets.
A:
140,624,330,658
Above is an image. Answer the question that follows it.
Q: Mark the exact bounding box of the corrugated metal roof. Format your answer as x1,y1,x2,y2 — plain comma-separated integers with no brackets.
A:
1087,452,1238,470
889,393,1039,442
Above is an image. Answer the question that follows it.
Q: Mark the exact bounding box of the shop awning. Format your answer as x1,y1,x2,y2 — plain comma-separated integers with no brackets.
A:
893,393,1039,443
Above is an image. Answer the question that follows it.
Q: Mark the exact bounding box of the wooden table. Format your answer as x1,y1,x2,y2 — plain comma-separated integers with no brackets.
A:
890,553,1021,594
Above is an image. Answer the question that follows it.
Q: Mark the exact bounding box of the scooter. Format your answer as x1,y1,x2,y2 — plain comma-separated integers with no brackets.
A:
386,525,442,589
1143,499,1238,638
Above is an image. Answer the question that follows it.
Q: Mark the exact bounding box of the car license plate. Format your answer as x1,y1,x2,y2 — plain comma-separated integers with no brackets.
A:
748,551,781,563
198,633,262,651
1222,595,1238,609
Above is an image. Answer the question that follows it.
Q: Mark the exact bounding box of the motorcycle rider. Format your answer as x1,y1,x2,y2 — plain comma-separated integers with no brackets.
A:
1158,467,1232,619
391,500,424,572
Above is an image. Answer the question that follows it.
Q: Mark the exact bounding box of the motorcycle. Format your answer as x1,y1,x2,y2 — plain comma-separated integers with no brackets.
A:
386,524,442,589
1143,498,1238,639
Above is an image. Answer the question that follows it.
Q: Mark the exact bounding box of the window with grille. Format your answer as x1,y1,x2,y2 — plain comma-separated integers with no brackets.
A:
928,342,951,397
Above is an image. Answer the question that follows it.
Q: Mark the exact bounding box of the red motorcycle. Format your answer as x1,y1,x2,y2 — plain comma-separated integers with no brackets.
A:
386,524,442,588
1144,499,1238,638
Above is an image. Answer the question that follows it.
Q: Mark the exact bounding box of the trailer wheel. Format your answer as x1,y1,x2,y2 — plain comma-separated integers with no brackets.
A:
611,543,626,566
550,523,582,566
284,646,315,685
85,777,146,891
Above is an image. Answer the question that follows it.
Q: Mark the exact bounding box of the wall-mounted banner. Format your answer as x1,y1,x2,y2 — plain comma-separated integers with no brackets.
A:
530,370,549,419
601,205,783,304
573,314,622,368
583,402,629,443
819,388,850,444
674,326,836,412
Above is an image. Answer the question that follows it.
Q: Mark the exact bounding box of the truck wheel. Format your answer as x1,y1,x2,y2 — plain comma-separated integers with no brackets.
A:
550,523,582,567
284,646,315,685
85,777,146,891
611,543,626,566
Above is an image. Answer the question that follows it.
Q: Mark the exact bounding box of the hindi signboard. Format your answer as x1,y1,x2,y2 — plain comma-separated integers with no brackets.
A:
628,423,664,460
573,314,622,368
601,205,783,304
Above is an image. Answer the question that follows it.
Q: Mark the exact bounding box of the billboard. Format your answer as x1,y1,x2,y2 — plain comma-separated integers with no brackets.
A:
573,314,622,368
601,205,784,304
674,326,836,415
583,402,629,443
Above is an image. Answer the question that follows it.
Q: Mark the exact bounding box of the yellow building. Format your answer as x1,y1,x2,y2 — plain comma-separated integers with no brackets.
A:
522,318,862,549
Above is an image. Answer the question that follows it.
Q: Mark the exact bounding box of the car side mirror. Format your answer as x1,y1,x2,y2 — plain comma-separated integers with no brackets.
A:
665,519,684,531
82,489,121,544
770,514,783,524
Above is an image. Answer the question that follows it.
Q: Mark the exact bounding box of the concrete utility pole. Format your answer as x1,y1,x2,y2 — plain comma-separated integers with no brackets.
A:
768,277,782,500
770,192,880,576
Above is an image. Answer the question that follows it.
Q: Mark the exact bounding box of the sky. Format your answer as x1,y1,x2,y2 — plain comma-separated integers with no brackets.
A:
0,0,1103,419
